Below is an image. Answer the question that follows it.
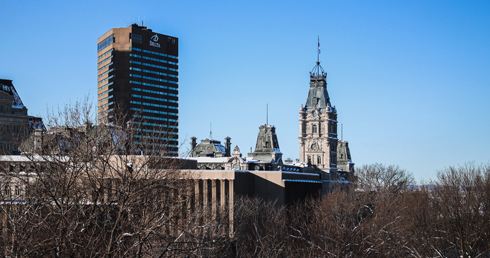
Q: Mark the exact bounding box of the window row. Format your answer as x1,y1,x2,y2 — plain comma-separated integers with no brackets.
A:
133,121,177,128
131,94,174,103
146,108,176,116
98,95,113,103
97,34,114,52
129,74,177,84
132,87,169,96
0,105,10,112
132,114,175,122
97,55,112,66
98,68,114,78
130,47,178,60
130,101,177,110
98,75,114,85
99,101,114,109
130,54,169,64
135,141,178,148
98,115,112,123
130,107,170,116
131,33,142,44
131,100,165,109
132,87,177,97
97,108,113,116
98,81,113,91
0,125,20,133
130,60,168,71
307,155,322,165
2,184,22,197
98,88,113,97
130,67,178,78
130,80,177,91
98,48,113,60
140,128,177,135
134,134,168,141
98,62,113,72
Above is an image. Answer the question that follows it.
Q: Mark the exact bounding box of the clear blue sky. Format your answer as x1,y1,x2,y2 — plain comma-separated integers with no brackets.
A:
1,0,489,182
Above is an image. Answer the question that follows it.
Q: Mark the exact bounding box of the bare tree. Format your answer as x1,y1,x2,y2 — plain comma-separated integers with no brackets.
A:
356,163,415,193
428,163,490,258
0,100,229,257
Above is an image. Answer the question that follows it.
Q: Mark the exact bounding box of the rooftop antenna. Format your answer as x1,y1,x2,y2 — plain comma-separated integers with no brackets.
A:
128,16,130,26
266,104,268,125
341,123,343,141
143,15,145,26
210,122,212,139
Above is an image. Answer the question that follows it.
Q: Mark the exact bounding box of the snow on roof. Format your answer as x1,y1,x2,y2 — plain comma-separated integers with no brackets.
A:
0,155,66,162
184,156,230,163
282,179,321,183
282,171,320,177
214,143,226,153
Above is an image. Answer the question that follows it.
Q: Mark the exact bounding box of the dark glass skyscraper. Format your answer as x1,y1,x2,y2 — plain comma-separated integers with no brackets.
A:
97,24,178,154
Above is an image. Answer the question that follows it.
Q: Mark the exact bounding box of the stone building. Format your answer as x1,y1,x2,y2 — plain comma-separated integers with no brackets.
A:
337,140,355,181
298,57,355,191
247,124,282,163
190,137,231,157
186,123,324,204
190,124,287,172
0,79,43,154
186,53,356,197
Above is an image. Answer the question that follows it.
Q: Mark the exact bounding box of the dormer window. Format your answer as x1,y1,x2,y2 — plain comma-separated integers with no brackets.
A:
312,124,317,134
312,111,317,117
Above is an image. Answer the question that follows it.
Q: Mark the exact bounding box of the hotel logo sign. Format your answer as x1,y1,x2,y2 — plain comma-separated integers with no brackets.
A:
150,34,160,48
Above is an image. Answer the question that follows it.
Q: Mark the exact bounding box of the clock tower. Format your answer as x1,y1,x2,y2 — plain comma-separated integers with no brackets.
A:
299,55,338,176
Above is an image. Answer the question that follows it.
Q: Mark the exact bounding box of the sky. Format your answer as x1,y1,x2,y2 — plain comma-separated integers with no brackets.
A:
1,0,489,182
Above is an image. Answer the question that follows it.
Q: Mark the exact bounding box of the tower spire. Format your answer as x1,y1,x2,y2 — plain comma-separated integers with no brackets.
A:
310,36,326,79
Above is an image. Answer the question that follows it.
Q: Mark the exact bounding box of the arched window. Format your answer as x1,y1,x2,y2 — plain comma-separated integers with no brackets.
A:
312,124,317,134
317,156,321,164
307,155,311,164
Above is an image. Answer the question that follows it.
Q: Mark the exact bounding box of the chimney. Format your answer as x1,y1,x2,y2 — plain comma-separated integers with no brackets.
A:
225,136,231,157
190,137,197,151
34,128,44,153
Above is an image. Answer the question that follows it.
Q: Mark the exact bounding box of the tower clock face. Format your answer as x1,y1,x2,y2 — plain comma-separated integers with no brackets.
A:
311,143,318,151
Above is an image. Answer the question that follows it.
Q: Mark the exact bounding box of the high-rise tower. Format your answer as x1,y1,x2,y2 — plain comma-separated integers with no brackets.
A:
97,24,179,154
299,53,338,174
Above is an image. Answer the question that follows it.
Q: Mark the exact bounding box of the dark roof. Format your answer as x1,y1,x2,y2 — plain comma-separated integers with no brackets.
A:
0,79,24,107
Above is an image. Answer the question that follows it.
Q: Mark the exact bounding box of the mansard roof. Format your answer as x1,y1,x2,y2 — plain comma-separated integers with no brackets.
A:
304,61,333,113
0,79,24,108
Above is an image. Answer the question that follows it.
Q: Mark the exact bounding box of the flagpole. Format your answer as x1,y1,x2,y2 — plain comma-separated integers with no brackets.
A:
317,36,320,64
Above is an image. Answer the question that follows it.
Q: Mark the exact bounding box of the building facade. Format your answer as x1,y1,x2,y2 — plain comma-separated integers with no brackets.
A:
0,79,43,154
97,24,179,154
